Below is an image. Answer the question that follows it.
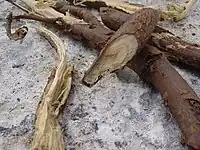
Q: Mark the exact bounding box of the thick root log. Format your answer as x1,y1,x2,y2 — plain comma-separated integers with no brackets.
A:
100,7,171,34
69,24,113,49
128,46,200,150
100,7,200,71
100,7,129,31
82,8,159,86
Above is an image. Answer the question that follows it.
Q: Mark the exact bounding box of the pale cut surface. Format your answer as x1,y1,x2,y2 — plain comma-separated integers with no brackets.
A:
83,34,138,85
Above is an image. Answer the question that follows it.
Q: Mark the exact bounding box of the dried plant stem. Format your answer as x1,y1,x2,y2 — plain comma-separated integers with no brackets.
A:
181,0,197,20
31,25,73,150
165,0,198,21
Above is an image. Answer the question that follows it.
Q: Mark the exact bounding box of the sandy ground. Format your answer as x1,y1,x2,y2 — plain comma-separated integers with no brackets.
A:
0,0,200,150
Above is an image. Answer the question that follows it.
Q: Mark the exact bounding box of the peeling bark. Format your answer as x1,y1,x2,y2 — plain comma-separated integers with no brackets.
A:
100,7,200,70
82,8,159,86
151,32,200,70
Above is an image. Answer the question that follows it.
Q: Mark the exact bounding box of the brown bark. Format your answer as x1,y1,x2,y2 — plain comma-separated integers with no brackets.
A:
100,7,200,70
100,7,129,31
82,8,159,86
100,7,168,33
151,32,200,70
69,24,113,49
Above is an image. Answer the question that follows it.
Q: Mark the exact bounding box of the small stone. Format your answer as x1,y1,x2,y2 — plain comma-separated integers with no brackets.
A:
12,64,25,68
192,33,196,36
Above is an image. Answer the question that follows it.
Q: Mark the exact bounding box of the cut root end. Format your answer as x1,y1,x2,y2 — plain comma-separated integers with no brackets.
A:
83,34,138,86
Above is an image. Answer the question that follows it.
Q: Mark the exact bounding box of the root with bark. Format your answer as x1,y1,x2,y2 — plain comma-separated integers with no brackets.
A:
99,7,200,71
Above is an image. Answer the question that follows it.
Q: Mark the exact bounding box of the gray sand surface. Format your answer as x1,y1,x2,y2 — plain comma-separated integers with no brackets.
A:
0,0,200,149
